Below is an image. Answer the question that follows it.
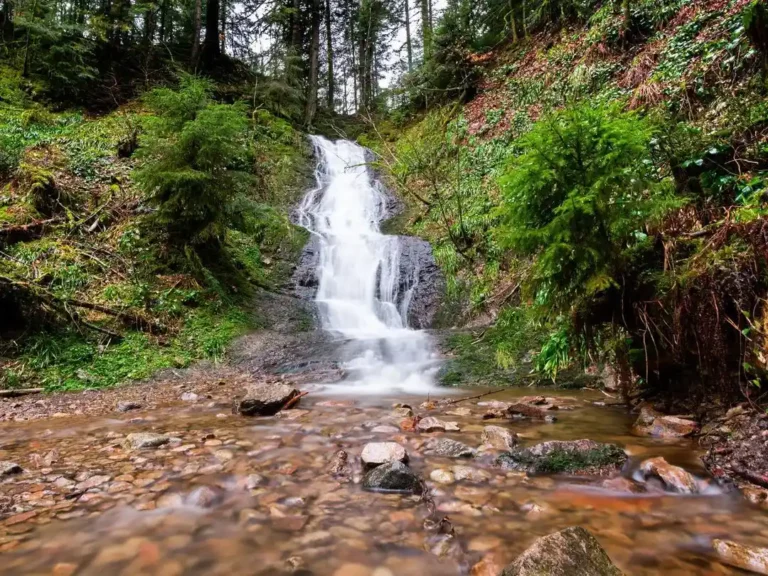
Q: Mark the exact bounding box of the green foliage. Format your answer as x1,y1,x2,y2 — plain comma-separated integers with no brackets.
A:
135,76,253,245
18,305,250,391
495,101,678,311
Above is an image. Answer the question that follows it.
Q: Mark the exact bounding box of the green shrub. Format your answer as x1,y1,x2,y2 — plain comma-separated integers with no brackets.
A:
135,75,253,245
494,101,679,312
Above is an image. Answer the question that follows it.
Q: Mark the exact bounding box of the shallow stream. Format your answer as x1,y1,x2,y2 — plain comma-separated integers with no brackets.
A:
1,386,766,575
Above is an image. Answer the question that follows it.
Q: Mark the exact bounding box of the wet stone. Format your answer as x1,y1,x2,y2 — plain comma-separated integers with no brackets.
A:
116,401,142,413
123,433,170,450
496,440,626,476
502,526,623,576
481,426,517,451
639,457,699,494
452,466,490,483
0,461,23,476
361,442,408,468
423,438,476,458
416,417,460,433
362,461,421,493
430,469,455,484
236,382,300,416
713,539,768,575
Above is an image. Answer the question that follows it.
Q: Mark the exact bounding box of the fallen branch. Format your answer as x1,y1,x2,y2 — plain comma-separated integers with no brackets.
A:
732,465,768,489
282,391,309,410
441,387,511,406
0,388,44,398
0,276,165,334
0,218,62,245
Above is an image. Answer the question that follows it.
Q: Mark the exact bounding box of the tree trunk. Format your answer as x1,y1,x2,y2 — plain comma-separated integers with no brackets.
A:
404,0,412,71
191,0,202,64
420,0,431,60
220,0,226,54
304,0,321,125
325,0,334,110
509,1,517,43
289,0,302,53
522,0,528,37
202,0,221,63
0,0,13,43
159,0,167,42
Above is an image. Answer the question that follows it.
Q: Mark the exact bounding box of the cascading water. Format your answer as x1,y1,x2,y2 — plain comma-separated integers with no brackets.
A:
296,135,442,394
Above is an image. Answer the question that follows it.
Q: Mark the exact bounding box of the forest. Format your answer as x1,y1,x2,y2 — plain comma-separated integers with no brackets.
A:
0,0,767,405
3,0,768,574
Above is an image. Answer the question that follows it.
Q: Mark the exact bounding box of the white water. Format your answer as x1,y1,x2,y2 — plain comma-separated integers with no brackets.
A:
296,136,441,395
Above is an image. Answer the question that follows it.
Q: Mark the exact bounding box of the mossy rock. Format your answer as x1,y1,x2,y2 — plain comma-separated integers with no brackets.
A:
495,439,627,476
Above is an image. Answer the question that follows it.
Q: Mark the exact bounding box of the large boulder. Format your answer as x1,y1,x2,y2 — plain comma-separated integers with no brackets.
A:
502,526,623,576
362,461,422,493
639,457,699,493
236,382,300,416
496,440,626,475
361,442,408,468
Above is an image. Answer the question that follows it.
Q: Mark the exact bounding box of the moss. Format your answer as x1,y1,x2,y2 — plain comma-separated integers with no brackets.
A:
12,304,251,391
497,443,627,475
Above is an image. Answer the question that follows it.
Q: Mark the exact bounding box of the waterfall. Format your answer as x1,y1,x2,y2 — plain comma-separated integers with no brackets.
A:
296,136,441,394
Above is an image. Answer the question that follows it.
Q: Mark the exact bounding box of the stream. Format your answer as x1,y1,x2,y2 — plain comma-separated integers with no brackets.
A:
1,138,767,575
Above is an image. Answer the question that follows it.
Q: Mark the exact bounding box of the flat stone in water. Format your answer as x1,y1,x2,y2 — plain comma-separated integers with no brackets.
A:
417,416,460,432
496,439,626,475
236,382,300,416
116,401,142,412
430,469,455,484
362,461,421,493
361,442,408,468
123,433,170,450
713,539,768,575
502,526,623,575
481,426,517,451
423,438,476,458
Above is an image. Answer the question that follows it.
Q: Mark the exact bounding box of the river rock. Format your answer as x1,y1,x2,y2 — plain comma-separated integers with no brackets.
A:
362,461,421,493
116,401,142,412
424,438,476,458
430,469,455,484
506,403,554,421
502,526,623,576
713,539,768,575
361,442,408,468
481,425,517,450
236,382,300,416
452,465,490,483
123,433,170,450
417,416,460,432
632,406,697,438
638,457,698,493
0,461,23,476
328,449,351,480
496,440,626,475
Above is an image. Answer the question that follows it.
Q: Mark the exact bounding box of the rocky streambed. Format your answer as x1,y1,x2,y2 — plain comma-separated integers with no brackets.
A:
2,375,768,575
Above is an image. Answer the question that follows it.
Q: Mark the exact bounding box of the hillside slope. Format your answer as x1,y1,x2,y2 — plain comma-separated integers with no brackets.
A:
375,0,768,405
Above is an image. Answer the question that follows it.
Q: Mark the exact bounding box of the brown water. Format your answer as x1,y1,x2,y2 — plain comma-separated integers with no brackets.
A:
0,387,766,575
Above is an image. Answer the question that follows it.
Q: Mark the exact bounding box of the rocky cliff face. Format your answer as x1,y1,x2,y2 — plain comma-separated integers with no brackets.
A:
291,150,443,330
394,235,444,329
